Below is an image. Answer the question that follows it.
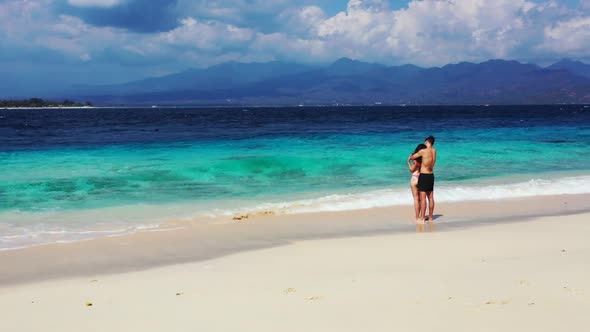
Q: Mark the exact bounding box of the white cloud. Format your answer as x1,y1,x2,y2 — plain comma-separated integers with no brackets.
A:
176,0,298,28
347,0,390,13
250,32,329,62
279,5,326,37
541,16,590,55
67,0,123,8
52,14,89,36
310,0,544,64
274,0,590,65
158,17,254,51
2,0,590,80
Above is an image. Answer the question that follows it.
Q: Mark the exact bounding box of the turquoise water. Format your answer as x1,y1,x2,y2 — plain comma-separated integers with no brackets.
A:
1,106,589,249
1,126,589,212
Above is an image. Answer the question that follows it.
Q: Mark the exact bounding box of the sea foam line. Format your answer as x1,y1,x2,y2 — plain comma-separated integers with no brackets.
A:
212,175,590,216
2,174,589,251
0,224,163,251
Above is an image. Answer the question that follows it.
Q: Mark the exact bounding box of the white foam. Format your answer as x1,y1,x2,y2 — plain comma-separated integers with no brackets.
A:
218,174,590,216
2,173,589,251
0,223,164,251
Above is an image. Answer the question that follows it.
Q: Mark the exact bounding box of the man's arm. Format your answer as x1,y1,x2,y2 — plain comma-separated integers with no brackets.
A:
409,150,423,161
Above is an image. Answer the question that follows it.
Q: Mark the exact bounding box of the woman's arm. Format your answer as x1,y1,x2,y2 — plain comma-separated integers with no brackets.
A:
407,156,418,173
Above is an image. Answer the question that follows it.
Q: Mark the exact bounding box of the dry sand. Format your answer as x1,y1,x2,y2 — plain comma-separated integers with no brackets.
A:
0,195,589,331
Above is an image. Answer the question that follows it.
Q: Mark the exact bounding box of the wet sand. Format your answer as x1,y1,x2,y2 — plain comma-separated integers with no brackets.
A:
0,194,589,286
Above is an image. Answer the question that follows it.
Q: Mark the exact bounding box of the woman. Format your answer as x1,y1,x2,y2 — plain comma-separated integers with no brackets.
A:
407,144,427,224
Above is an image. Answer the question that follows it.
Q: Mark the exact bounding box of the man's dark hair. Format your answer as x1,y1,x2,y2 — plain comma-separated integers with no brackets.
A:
425,136,435,145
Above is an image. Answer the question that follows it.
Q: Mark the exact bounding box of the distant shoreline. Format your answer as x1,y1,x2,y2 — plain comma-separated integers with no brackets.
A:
0,98,93,109
0,106,97,110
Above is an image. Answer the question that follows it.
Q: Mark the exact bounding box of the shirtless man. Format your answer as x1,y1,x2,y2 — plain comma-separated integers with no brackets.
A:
408,136,436,224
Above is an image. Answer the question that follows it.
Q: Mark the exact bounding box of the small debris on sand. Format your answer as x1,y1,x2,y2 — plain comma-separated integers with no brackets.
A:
233,210,277,221
306,296,323,301
517,280,530,286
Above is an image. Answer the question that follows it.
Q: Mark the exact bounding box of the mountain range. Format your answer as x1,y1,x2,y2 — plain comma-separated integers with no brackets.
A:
66,58,590,105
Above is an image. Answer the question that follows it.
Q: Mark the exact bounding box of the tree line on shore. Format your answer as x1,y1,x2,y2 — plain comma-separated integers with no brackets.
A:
0,98,92,108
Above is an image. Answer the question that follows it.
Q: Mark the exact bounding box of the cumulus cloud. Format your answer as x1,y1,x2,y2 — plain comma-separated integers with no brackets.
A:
249,32,329,62
67,0,123,8
280,0,590,65
321,0,517,64
57,0,180,33
157,17,254,52
3,0,590,93
541,16,590,55
278,5,327,37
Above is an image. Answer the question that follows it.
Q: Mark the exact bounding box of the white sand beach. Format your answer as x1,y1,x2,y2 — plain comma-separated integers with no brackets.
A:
0,195,589,331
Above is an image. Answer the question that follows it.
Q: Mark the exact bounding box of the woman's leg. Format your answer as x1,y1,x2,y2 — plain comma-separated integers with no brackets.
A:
410,183,420,222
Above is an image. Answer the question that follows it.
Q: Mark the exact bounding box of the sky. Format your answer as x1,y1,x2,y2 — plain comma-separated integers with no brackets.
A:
1,0,590,96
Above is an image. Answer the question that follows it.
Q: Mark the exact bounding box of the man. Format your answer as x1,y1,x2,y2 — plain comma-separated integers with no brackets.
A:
409,136,436,224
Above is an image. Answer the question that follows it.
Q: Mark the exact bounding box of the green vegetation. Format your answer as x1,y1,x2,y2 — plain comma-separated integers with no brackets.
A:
0,98,93,108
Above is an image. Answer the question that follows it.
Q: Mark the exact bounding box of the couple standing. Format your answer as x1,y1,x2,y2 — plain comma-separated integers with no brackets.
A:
407,136,436,227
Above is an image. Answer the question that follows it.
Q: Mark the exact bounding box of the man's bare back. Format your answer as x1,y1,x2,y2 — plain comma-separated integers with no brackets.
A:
418,147,436,174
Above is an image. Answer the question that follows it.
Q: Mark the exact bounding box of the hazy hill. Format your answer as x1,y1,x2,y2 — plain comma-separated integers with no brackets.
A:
547,58,590,79
71,58,590,105
69,61,314,96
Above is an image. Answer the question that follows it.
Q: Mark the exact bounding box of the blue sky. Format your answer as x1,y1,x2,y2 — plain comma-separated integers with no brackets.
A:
1,0,590,96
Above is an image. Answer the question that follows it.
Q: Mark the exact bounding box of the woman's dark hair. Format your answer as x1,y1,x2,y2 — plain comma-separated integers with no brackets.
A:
413,144,427,163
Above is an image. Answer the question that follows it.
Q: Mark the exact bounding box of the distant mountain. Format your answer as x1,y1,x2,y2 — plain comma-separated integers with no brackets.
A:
69,61,315,96
547,58,590,79
69,59,590,105
325,57,386,76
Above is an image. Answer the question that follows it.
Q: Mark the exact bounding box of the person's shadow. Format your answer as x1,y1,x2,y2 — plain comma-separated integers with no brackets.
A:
426,214,444,232
416,215,444,233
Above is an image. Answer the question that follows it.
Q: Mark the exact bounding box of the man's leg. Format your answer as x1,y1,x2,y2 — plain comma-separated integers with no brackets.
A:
419,191,427,223
427,191,435,223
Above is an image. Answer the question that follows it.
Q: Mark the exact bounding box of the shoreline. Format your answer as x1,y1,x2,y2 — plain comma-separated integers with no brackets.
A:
1,193,589,286
0,106,96,110
1,199,589,331
2,170,590,251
